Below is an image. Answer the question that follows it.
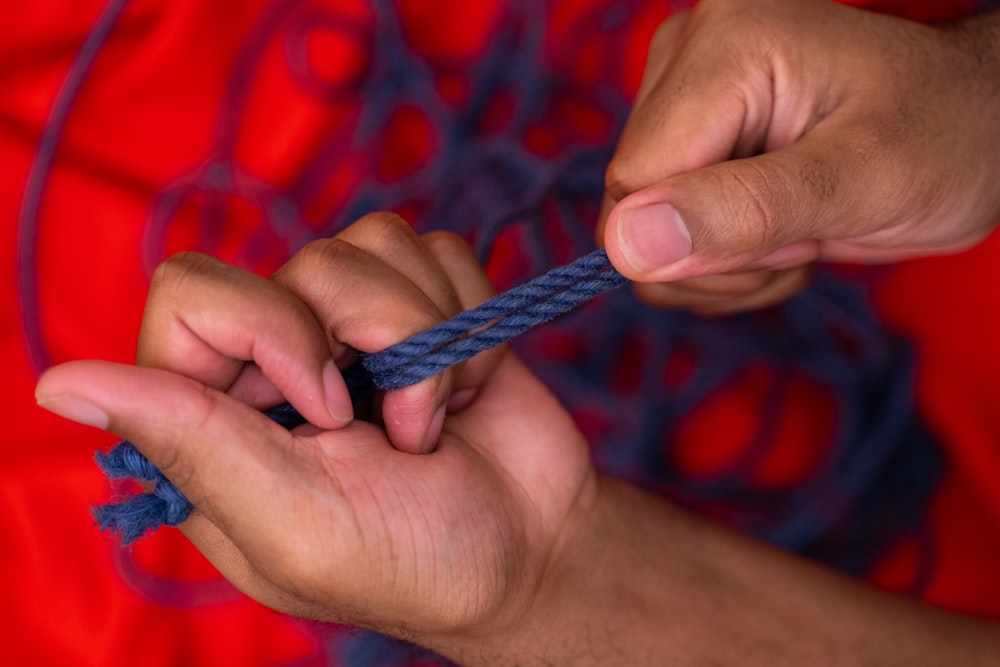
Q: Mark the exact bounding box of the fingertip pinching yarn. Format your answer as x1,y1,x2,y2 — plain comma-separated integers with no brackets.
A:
92,248,626,544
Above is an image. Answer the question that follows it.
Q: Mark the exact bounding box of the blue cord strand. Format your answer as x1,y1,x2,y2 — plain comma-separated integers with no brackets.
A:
366,249,626,388
92,248,626,544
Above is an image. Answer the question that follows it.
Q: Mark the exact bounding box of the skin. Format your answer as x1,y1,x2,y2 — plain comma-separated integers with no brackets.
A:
129,214,505,456
599,0,1000,314
33,0,1000,663
38,215,594,640
35,215,1000,665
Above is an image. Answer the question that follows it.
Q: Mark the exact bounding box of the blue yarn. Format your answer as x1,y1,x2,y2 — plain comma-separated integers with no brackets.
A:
365,249,626,389
93,441,195,544
28,1,945,664
95,438,164,481
92,248,626,544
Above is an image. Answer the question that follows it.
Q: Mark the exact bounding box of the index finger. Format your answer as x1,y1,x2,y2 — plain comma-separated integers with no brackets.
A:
273,232,455,454
138,251,353,429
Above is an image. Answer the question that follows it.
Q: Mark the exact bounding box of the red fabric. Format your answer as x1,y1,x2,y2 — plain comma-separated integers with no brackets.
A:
870,233,1000,615
1,1,996,665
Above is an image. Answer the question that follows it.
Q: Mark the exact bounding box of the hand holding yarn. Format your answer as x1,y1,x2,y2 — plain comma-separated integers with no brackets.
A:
599,0,1000,314
32,210,1000,665
34,213,596,644
142,212,509,455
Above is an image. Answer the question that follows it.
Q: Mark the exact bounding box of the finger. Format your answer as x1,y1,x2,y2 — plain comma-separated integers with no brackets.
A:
649,268,793,299
273,220,455,454
336,213,463,316
336,214,468,444
628,10,688,110
631,265,813,315
596,14,693,250
443,354,593,533
604,114,885,283
420,231,503,413
599,16,770,279
37,359,390,621
745,240,821,271
226,362,285,409
595,191,616,249
35,360,302,543
603,8,771,215
139,252,352,428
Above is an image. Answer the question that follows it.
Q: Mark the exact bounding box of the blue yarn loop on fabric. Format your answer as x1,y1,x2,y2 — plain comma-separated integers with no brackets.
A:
92,248,626,544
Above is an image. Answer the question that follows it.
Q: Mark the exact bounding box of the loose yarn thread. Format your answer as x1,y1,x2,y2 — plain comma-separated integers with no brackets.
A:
92,248,626,544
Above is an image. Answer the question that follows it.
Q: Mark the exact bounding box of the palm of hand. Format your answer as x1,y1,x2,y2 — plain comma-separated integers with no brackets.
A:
209,355,594,637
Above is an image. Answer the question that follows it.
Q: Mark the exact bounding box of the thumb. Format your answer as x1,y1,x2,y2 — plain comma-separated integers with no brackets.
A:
35,360,293,541
604,128,875,282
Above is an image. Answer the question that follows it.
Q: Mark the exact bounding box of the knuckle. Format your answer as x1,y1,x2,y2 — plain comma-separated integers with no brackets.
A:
292,237,361,277
604,156,644,204
279,237,367,309
421,231,480,276
351,210,418,242
421,230,471,257
150,251,218,296
714,161,785,252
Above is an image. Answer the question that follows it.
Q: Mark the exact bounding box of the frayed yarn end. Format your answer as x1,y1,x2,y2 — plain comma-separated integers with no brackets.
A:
93,442,194,544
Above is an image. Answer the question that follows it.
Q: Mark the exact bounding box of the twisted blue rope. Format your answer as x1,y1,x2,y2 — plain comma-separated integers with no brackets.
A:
367,249,626,388
95,441,194,545
93,248,625,544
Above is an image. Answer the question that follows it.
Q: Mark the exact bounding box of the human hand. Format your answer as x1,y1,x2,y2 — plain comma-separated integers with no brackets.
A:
34,349,1000,666
32,210,1000,663
138,212,508,455
35,213,596,648
599,0,1000,313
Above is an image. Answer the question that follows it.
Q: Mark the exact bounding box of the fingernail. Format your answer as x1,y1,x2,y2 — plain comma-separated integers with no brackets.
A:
37,394,109,429
617,203,692,272
421,404,447,454
322,359,354,423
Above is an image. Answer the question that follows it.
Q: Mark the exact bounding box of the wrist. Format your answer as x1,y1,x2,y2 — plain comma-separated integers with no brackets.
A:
424,474,676,665
426,474,1000,665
